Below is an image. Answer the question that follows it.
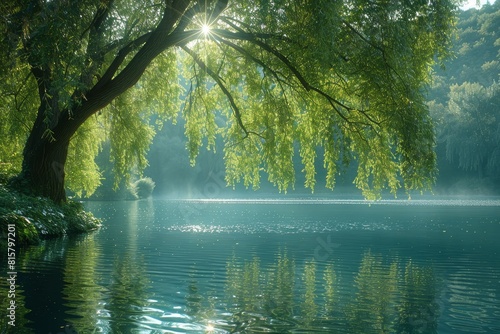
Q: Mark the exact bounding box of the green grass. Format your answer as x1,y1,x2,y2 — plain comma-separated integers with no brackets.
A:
0,181,101,246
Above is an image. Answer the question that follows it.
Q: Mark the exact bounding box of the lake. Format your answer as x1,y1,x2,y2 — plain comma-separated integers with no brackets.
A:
1,198,500,333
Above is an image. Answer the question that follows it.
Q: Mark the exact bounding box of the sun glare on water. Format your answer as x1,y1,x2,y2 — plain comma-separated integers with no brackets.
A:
205,323,215,332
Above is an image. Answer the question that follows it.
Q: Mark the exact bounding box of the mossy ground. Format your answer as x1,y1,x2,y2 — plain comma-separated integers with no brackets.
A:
0,182,101,247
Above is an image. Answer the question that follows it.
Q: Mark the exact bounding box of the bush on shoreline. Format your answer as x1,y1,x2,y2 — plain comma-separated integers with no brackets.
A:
132,177,156,199
0,182,101,247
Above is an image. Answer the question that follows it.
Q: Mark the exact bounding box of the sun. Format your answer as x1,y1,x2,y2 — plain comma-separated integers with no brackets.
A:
201,24,211,36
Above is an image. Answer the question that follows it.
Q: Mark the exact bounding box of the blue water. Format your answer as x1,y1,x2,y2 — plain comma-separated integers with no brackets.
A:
1,198,499,333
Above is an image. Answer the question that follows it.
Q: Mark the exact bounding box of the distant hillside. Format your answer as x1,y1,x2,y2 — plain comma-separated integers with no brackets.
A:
429,2,500,195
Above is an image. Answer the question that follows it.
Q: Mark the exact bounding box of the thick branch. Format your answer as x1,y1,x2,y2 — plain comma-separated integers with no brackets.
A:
91,31,153,92
90,2,190,98
30,67,49,103
54,0,195,143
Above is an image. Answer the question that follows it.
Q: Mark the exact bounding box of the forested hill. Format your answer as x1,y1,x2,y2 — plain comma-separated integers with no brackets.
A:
428,1,500,195
431,2,499,100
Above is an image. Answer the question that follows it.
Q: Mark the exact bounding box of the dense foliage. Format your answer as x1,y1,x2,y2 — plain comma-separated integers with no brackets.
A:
429,2,500,189
1,0,457,201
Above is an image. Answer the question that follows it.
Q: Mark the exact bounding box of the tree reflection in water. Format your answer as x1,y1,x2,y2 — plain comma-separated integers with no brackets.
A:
218,250,439,333
64,200,152,333
62,234,102,332
396,261,440,334
346,251,399,333
3,241,440,333
185,272,217,330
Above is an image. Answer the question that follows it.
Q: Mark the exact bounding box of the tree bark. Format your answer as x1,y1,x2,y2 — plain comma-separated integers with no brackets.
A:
18,137,70,203
9,94,70,202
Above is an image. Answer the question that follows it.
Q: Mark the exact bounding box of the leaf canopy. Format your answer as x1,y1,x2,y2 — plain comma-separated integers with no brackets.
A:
0,0,458,198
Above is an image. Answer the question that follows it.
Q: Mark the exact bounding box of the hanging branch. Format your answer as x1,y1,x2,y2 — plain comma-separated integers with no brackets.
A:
180,45,262,139
208,24,380,127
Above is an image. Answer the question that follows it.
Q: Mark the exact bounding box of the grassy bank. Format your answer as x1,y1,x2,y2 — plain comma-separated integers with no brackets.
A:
0,182,101,247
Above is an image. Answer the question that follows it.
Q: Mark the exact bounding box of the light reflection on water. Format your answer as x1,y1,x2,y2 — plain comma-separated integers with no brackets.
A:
0,199,499,333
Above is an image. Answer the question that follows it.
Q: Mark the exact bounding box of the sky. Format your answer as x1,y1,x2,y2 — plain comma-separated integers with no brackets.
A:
461,0,496,9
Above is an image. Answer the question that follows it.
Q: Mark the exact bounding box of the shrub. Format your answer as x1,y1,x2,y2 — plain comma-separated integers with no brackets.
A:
133,177,155,199
126,182,139,200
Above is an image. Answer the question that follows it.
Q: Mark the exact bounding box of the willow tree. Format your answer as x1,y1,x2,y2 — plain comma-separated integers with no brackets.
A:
0,0,456,202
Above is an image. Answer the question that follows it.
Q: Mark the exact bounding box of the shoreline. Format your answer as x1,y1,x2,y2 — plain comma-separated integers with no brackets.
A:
0,183,101,247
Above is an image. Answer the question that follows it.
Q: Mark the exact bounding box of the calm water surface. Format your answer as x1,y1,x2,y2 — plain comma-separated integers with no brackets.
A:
1,198,500,333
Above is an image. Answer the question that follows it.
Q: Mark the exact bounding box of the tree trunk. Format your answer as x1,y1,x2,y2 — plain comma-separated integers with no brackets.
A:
17,136,70,203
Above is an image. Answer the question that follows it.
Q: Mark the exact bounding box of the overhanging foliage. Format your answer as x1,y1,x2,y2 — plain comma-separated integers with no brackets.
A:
0,0,458,200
